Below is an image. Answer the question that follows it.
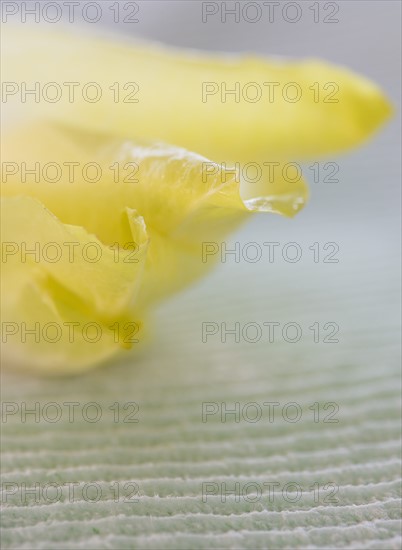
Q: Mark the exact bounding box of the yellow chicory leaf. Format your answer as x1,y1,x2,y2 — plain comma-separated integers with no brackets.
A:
1,123,308,374
1,195,147,374
2,25,392,162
